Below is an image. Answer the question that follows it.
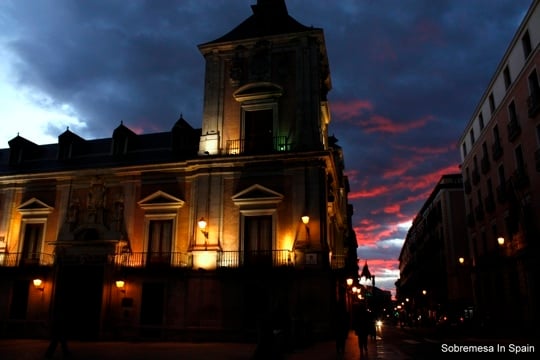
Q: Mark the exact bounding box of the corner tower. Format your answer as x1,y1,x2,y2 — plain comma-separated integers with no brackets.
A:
198,0,332,155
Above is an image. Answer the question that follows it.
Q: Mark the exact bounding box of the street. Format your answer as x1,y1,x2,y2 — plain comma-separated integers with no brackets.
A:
0,322,537,359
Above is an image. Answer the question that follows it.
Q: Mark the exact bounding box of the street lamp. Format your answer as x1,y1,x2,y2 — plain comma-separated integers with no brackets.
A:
497,237,505,246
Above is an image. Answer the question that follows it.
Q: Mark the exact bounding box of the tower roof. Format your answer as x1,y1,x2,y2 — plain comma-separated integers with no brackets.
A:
201,0,315,46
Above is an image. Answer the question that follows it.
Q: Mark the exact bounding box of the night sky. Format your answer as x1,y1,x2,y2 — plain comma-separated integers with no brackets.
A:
0,0,532,295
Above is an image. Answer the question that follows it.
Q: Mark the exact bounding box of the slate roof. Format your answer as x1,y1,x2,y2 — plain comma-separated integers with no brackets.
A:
200,0,316,46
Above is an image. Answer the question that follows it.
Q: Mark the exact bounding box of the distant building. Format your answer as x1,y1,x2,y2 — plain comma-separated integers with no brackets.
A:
396,174,471,324
457,0,539,332
0,0,357,341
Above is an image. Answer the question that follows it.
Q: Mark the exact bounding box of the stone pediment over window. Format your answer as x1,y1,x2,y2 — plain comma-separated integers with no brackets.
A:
138,190,185,211
18,197,54,216
233,82,283,102
232,184,283,207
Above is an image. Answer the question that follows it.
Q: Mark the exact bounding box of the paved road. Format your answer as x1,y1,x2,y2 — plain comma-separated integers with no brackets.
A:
0,329,405,360
1,324,536,359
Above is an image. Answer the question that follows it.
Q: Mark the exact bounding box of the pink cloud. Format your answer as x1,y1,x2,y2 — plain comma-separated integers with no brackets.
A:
349,185,390,199
360,114,434,134
332,99,373,121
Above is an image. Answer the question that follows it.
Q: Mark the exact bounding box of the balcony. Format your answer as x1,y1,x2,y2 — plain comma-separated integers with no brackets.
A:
112,252,193,268
528,91,540,118
217,250,293,268
0,252,54,267
225,136,290,155
492,141,503,161
507,118,521,142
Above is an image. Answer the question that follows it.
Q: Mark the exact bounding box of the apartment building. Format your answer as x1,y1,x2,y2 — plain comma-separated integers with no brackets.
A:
458,0,540,332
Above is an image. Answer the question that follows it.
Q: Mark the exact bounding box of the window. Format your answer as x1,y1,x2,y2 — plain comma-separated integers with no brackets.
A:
244,108,274,154
522,30,532,59
479,112,485,130
469,128,475,144
529,70,540,97
21,223,44,265
503,66,511,90
244,215,273,266
489,93,495,114
498,165,506,188
137,190,184,267
508,101,518,123
147,219,173,264
232,82,284,155
462,142,467,157
493,125,500,142
515,145,526,173
528,69,540,117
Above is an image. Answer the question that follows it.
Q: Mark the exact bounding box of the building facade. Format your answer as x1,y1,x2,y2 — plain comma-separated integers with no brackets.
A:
0,0,357,341
397,174,471,325
457,0,540,332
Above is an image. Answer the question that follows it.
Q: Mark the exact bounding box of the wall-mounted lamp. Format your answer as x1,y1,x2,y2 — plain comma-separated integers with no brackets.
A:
115,280,126,293
422,289,427,295
346,278,353,286
198,217,208,238
33,278,44,291
301,215,310,225
497,237,505,246
458,257,465,264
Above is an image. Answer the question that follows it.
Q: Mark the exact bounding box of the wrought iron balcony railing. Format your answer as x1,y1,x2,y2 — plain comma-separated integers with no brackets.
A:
0,252,55,267
112,252,193,268
217,250,293,268
225,136,290,155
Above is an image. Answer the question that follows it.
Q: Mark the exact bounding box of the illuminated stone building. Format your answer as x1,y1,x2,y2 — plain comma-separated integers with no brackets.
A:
396,174,471,324
457,0,539,332
0,0,357,341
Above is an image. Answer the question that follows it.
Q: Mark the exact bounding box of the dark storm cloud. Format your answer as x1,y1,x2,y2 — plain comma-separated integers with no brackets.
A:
0,0,532,292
